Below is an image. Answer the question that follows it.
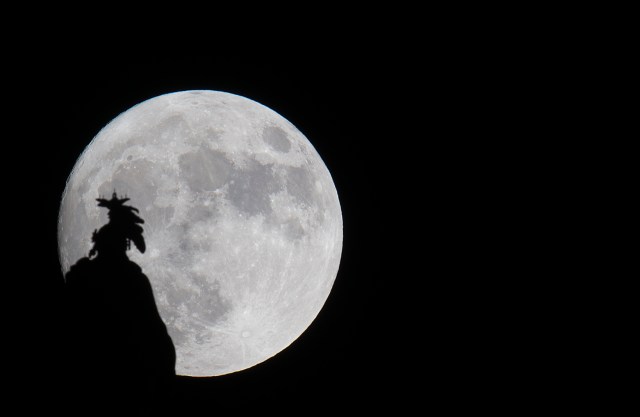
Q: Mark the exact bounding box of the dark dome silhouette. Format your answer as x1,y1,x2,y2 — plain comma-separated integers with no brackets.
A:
64,192,175,416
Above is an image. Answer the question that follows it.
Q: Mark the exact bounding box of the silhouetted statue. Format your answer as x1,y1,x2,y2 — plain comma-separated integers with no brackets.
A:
64,192,175,416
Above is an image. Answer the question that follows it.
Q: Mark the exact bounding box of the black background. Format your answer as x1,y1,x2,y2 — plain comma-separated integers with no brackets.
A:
4,24,562,415
5,13,592,416
7,51,404,414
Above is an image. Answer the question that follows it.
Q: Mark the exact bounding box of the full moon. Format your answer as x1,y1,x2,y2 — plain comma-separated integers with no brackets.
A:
58,90,343,376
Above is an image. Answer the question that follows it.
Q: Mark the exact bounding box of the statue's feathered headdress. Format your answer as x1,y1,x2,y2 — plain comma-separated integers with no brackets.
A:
89,191,146,257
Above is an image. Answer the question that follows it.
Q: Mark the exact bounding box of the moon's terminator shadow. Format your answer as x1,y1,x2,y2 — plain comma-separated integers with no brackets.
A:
64,192,176,415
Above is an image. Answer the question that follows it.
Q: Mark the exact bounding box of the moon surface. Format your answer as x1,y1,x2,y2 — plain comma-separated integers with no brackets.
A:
58,90,343,376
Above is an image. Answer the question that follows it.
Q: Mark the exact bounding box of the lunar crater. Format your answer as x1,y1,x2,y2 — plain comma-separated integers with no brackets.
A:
226,159,279,217
263,125,291,153
179,147,232,192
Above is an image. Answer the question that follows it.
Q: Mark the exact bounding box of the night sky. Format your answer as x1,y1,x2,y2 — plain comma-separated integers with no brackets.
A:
5,17,585,415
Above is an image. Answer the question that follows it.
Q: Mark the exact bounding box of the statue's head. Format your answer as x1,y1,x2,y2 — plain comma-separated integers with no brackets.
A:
89,192,146,259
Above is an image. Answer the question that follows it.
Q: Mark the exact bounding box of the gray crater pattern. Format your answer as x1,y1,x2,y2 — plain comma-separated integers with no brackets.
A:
263,126,291,153
179,147,232,193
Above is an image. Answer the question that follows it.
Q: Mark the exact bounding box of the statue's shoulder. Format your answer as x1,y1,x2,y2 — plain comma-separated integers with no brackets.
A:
68,257,92,272
124,259,143,274
65,257,93,285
